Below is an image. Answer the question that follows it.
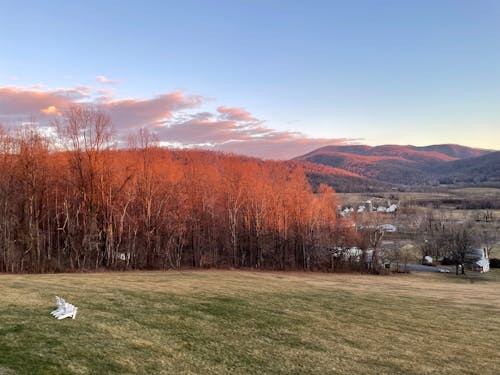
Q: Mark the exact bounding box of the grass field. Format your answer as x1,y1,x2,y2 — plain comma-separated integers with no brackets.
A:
338,187,500,207
1,271,500,375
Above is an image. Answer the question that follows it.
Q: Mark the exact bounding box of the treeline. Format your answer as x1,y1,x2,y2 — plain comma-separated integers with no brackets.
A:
405,198,500,210
0,106,359,273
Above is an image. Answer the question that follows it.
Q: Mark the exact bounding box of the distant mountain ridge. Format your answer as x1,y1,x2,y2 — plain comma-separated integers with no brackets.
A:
433,151,500,183
294,144,498,188
410,144,491,159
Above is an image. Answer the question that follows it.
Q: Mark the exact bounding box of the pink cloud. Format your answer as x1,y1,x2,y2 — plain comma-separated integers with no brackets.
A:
0,84,356,159
41,105,61,116
216,134,355,159
217,105,258,122
155,113,357,159
105,92,203,129
0,86,203,127
157,118,250,145
96,75,117,84
0,86,75,119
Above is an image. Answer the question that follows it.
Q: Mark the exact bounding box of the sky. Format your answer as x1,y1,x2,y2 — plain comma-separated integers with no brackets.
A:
1,0,499,159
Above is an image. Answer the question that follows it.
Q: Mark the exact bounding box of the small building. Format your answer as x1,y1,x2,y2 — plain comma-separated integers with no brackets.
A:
386,204,398,213
422,255,433,265
465,248,490,273
377,224,396,232
116,252,131,261
366,200,373,212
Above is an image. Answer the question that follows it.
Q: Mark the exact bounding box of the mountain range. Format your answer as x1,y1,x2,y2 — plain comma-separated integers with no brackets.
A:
293,144,500,191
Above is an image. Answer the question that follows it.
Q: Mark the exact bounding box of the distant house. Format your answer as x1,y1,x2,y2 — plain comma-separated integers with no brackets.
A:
340,207,355,217
366,200,373,212
347,247,363,258
465,248,490,273
346,247,374,264
422,255,433,265
377,224,396,232
386,204,398,213
116,252,131,261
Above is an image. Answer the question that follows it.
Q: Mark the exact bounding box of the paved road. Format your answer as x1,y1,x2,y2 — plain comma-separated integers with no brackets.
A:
402,264,451,273
401,264,500,281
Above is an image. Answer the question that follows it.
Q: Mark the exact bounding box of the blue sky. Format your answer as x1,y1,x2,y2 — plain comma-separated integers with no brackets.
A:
1,0,499,158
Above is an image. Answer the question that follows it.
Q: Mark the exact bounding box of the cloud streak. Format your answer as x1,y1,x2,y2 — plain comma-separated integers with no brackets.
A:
217,105,258,122
0,84,355,159
96,75,117,84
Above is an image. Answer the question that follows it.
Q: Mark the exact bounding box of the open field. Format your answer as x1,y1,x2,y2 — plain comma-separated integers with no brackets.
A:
1,271,500,375
338,187,500,207
452,188,500,199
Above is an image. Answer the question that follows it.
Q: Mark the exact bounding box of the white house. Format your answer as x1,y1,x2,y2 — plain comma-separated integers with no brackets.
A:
377,224,396,232
386,204,398,213
465,248,490,273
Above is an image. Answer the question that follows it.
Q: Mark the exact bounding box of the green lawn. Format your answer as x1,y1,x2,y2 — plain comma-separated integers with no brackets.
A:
1,271,499,374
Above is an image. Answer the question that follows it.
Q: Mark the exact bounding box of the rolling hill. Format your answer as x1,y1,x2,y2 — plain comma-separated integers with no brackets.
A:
432,151,500,184
287,160,397,192
294,144,498,187
411,144,491,159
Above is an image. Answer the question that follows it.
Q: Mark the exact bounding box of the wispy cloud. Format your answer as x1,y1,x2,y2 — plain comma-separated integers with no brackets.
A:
0,84,356,159
96,75,117,84
0,86,200,124
106,92,204,129
158,113,353,159
217,105,258,122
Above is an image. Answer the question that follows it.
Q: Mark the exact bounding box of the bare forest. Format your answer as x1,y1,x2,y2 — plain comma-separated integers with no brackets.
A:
0,106,360,273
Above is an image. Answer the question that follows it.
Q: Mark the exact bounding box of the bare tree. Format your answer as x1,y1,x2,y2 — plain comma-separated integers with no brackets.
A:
53,105,114,268
449,226,475,275
418,212,477,275
474,220,499,258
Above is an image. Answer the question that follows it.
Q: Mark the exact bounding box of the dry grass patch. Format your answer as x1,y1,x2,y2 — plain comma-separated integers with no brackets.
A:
1,271,499,374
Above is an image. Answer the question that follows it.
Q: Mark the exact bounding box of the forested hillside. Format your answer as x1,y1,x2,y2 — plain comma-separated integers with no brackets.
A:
295,144,498,186
0,106,358,273
432,151,500,184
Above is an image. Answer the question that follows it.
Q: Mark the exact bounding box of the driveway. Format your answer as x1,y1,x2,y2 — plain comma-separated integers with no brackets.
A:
402,264,450,273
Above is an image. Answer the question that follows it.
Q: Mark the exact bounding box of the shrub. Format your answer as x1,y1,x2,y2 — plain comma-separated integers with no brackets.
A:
441,257,455,266
489,258,500,268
